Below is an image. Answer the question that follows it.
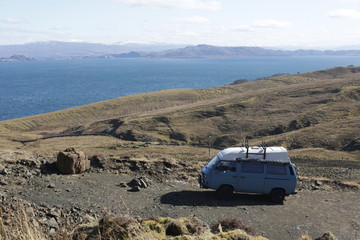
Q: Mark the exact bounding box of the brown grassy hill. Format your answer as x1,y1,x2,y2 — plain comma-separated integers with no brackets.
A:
0,66,359,153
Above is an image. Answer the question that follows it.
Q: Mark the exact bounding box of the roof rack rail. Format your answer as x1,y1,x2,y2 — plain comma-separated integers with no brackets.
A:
244,139,267,159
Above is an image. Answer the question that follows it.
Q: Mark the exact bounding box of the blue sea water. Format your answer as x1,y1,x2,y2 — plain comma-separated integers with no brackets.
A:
1,56,360,121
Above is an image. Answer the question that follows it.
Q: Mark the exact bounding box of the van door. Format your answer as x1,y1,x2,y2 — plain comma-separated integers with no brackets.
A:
238,162,265,193
264,164,296,194
211,160,238,190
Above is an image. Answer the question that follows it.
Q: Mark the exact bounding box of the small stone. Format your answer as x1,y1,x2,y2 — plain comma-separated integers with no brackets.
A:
0,169,9,175
164,167,172,173
44,217,59,229
315,180,323,186
39,202,49,208
49,228,57,235
48,208,61,219
47,183,55,188
139,178,148,188
0,179,8,186
131,186,140,192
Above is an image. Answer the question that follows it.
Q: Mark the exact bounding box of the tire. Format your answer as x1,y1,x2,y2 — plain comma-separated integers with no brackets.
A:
217,185,234,200
270,188,286,203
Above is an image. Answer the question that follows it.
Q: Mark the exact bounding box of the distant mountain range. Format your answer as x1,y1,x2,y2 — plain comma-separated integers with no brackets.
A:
112,44,360,58
2,41,360,60
0,41,187,58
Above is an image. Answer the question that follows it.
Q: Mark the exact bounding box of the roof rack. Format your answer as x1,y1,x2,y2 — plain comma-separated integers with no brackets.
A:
244,138,267,160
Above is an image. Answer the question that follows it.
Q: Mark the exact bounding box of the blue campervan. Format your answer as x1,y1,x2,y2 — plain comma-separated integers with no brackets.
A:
199,146,297,203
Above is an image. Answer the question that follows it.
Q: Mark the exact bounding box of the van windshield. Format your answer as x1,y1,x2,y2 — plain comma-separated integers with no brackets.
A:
206,155,219,170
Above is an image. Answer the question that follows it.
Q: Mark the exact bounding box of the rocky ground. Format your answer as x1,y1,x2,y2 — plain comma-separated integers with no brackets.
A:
0,151,359,240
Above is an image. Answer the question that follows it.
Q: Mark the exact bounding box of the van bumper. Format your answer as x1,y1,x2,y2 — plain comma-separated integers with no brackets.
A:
198,173,208,188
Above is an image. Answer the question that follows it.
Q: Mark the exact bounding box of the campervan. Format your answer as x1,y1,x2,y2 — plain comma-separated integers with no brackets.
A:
198,146,297,203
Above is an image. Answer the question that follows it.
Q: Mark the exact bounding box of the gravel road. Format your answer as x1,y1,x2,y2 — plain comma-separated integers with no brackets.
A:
8,171,359,240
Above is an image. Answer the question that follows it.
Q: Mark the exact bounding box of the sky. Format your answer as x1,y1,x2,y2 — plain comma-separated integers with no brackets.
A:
1,0,360,49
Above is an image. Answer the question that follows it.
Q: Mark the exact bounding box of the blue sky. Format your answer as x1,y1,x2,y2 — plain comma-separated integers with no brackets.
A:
1,0,360,48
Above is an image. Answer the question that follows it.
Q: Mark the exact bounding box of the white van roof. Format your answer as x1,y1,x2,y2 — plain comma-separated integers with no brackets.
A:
217,146,290,163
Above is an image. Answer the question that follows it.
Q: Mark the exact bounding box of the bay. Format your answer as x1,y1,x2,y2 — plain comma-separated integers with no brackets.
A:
1,56,360,121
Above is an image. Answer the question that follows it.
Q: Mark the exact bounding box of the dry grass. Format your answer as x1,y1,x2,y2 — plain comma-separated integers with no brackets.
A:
211,218,258,236
0,198,341,240
0,200,46,240
2,66,358,147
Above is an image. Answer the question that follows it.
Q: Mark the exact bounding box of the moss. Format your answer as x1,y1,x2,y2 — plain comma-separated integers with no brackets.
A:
216,229,268,240
142,220,166,235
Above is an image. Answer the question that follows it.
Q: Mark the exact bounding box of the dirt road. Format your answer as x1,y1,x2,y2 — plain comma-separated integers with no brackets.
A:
8,171,358,240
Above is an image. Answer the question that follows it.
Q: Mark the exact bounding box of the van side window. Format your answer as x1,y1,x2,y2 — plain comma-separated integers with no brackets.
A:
241,163,264,173
267,165,287,175
215,161,237,172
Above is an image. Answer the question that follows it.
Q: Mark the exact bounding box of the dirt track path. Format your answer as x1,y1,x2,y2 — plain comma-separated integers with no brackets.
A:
13,172,360,240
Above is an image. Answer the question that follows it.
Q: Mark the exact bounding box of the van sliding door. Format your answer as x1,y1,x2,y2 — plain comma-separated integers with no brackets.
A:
238,163,265,193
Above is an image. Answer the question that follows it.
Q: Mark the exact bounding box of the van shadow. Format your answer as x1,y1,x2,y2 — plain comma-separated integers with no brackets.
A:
160,190,277,206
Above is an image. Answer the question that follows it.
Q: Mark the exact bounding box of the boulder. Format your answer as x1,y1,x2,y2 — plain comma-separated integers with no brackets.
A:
56,148,89,174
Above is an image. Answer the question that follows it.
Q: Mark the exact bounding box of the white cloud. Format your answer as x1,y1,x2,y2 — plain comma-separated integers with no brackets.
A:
229,19,291,32
339,0,360,3
173,16,210,24
328,9,360,18
232,25,256,32
51,25,67,31
251,19,292,28
3,18,25,24
109,0,221,10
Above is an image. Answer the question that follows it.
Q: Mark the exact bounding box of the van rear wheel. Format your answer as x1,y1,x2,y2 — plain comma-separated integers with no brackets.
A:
270,188,285,203
217,185,234,200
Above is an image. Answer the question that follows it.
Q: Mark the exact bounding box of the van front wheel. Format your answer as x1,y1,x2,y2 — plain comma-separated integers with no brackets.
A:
217,185,234,200
270,188,285,203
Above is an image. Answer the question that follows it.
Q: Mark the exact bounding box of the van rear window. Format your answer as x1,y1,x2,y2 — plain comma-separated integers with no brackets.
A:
241,163,264,173
267,165,287,175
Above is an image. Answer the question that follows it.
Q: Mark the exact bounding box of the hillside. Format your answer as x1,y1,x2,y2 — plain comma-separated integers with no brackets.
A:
1,66,359,153
1,66,359,240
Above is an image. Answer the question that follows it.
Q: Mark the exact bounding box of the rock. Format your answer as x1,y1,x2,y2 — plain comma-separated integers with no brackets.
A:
90,155,105,168
49,228,57,235
128,177,150,189
0,169,10,175
315,232,339,240
0,179,8,186
131,186,140,192
25,206,35,217
315,180,323,186
43,217,59,229
139,178,148,188
48,208,62,219
47,183,56,188
39,202,49,208
56,148,90,174
128,178,141,187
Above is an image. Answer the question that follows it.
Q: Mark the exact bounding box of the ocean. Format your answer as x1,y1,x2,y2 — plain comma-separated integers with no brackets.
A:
1,56,360,121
